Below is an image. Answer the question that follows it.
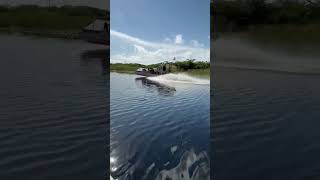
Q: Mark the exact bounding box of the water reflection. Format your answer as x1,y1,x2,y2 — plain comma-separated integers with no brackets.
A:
111,73,210,180
156,150,210,180
0,35,108,180
213,36,320,74
135,77,176,96
80,49,109,75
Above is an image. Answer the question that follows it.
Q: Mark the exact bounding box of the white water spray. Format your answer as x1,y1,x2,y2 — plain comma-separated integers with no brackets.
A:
147,73,210,85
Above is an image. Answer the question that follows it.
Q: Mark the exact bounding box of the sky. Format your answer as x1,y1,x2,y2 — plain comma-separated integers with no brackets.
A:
0,0,109,10
110,0,210,64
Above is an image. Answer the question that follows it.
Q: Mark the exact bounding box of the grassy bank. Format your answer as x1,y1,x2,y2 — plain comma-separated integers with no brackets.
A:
110,64,138,73
0,5,108,37
110,63,142,74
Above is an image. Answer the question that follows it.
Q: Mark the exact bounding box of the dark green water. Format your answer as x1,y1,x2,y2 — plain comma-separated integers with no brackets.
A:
0,34,108,180
212,35,320,180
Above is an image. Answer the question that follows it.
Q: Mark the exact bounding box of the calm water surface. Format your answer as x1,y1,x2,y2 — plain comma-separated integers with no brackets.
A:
110,73,210,180
212,35,320,180
0,35,108,180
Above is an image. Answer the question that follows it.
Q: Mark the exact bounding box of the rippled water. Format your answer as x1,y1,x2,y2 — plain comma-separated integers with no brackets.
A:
212,35,320,180
0,35,108,180
110,73,210,180
213,35,320,74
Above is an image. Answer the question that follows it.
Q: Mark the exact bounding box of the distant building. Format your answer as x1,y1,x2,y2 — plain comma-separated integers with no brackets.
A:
79,19,109,46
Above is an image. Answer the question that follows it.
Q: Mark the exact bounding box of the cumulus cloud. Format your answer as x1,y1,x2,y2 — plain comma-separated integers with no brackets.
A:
163,37,172,43
174,34,184,44
190,40,204,47
110,30,209,65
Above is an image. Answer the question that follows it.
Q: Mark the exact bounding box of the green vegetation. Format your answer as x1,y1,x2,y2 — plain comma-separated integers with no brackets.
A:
243,24,320,43
0,5,109,36
110,63,142,74
110,60,210,77
169,60,210,71
212,0,320,35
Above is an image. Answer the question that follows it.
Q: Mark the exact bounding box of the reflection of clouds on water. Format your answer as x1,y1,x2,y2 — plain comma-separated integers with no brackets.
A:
171,145,178,154
111,73,210,180
110,148,138,180
156,150,210,180
110,149,210,180
135,77,176,96
110,156,118,172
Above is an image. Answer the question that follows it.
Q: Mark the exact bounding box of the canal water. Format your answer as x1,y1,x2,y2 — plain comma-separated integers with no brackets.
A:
110,73,210,180
212,35,320,180
0,34,108,180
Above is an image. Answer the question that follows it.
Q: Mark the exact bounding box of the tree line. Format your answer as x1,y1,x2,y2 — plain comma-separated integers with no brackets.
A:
0,5,108,19
147,59,210,71
111,60,210,73
212,0,320,32
0,5,109,29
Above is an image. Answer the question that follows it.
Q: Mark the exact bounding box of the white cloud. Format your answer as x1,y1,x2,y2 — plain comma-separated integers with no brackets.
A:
190,40,204,47
110,30,209,65
163,37,172,43
175,34,184,44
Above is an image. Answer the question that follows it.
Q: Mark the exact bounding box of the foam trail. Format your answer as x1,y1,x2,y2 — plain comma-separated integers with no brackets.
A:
147,73,210,85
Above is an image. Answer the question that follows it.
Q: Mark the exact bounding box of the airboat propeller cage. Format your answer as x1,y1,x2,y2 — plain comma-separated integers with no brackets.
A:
158,63,170,73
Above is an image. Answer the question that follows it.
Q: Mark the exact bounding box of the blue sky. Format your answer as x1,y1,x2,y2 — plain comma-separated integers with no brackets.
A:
110,0,210,64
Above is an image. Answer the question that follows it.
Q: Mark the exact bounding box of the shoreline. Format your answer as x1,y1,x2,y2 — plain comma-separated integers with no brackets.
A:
0,5,108,40
214,64,320,77
110,62,210,78
110,70,210,79
0,28,81,39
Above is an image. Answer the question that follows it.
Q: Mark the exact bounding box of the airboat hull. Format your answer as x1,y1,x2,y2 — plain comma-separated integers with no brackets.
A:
135,71,161,77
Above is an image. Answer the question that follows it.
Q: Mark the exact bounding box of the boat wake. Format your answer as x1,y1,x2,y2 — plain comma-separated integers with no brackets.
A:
147,73,210,85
